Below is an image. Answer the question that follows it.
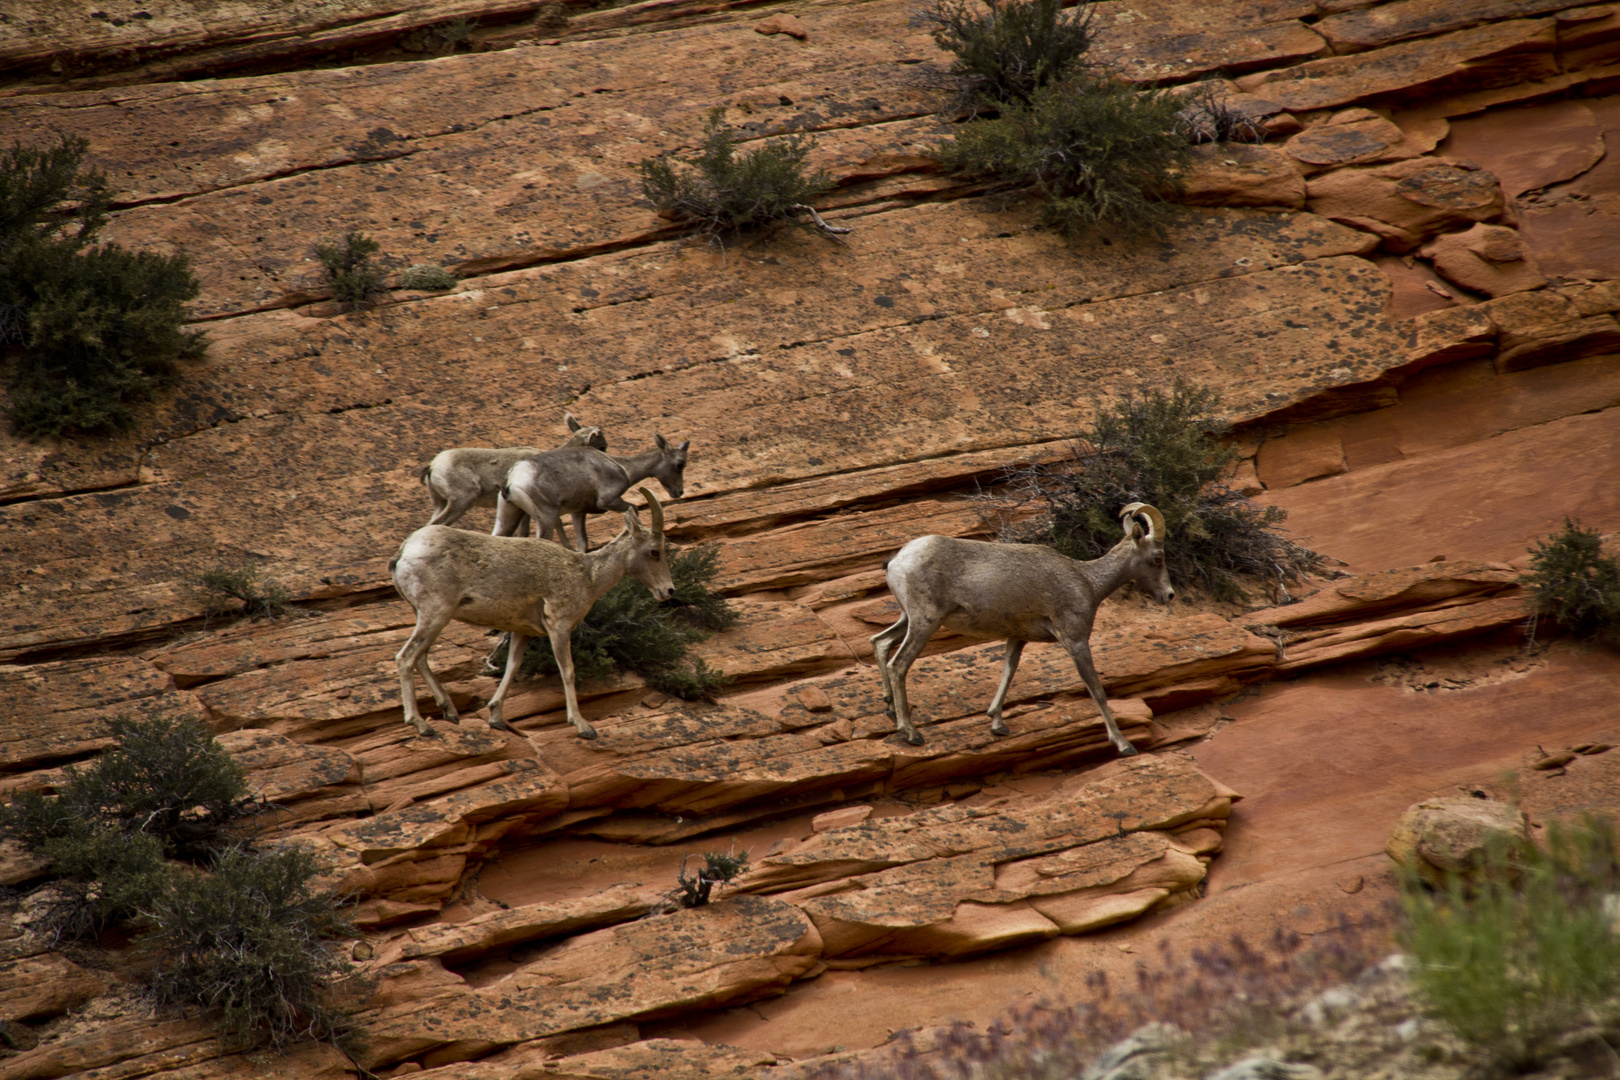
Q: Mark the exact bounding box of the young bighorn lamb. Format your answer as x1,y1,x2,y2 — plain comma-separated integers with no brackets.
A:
872,503,1174,753
419,413,607,528
493,433,689,552
390,488,673,739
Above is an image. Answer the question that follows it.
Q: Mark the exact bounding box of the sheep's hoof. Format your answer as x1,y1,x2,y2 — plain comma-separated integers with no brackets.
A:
443,711,461,725
488,717,514,734
1116,742,1139,757
409,722,438,738
902,730,924,747
576,726,599,740
989,717,1010,737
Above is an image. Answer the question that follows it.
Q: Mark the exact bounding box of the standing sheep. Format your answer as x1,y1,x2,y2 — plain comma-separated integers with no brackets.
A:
390,488,673,739
419,413,607,528
872,503,1174,752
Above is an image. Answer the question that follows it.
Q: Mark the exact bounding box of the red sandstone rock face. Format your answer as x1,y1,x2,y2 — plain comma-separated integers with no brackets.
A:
2,0,1620,1076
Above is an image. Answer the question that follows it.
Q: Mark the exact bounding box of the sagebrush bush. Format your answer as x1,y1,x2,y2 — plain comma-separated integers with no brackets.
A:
1522,519,1620,642
914,0,1097,111
1401,818,1620,1072
985,382,1322,601
399,262,458,290
0,135,206,437
635,109,835,242
314,230,387,310
192,560,294,620
146,845,366,1056
490,542,737,701
936,74,1192,236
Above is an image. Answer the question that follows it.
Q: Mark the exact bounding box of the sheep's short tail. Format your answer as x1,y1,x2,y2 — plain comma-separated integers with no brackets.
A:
415,464,431,483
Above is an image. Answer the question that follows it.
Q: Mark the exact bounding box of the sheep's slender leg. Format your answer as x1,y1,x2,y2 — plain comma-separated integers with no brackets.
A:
492,490,528,537
485,631,526,733
570,512,590,553
1060,635,1137,756
429,486,480,528
986,639,1025,737
870,617,908,718
415,655,461,724
548,617,597,739
886,612,946,746
395,610,454,736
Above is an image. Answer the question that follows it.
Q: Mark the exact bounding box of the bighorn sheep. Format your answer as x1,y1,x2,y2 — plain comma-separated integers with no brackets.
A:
419,413,607,528
390,488,673,739
872,503,1174,754
493,433,689,552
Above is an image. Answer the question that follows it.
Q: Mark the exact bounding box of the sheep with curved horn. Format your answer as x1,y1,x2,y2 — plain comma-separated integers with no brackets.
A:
390,487,673,739
871,502,1174,753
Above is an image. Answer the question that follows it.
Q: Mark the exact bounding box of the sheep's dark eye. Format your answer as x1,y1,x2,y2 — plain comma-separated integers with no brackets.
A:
650,549,662,560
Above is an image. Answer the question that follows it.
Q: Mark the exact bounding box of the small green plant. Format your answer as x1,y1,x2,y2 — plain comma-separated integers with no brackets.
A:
0,135,206,437
913,0,1097,111
313,230,387,311
634,109,835,243
936,74,1192,236
145,845,367,1056
492,542,737,701
399,263,458,290
1522,519,1620,642
987,381,1322,601
192,560,293,619
1401,818,1620,1072
673,848,750,908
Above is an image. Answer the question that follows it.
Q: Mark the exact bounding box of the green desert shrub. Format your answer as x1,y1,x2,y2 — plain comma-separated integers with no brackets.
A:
1401,818,1620,1072
0,715,256,938
988,381,1322,601
936,73,1192,236
314,230,387,311
0,135,206,437
914,0,1097,111
1522,519,1620,642
35,821,171,942
635,109,835,242
192,560,294,620
145,845,366,1056
491,541,737,701
0,718,365,1055
398,262,458,290
0,716,256,859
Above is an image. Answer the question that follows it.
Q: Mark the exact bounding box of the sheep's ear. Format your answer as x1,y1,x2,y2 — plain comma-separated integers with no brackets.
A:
655,432,669,450
566,412,582,432
624,506,644,535
678,440,690,453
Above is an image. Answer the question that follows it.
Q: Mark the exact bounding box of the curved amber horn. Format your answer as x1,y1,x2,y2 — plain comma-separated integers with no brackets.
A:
639,486,664,534
1119,502,1167,541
